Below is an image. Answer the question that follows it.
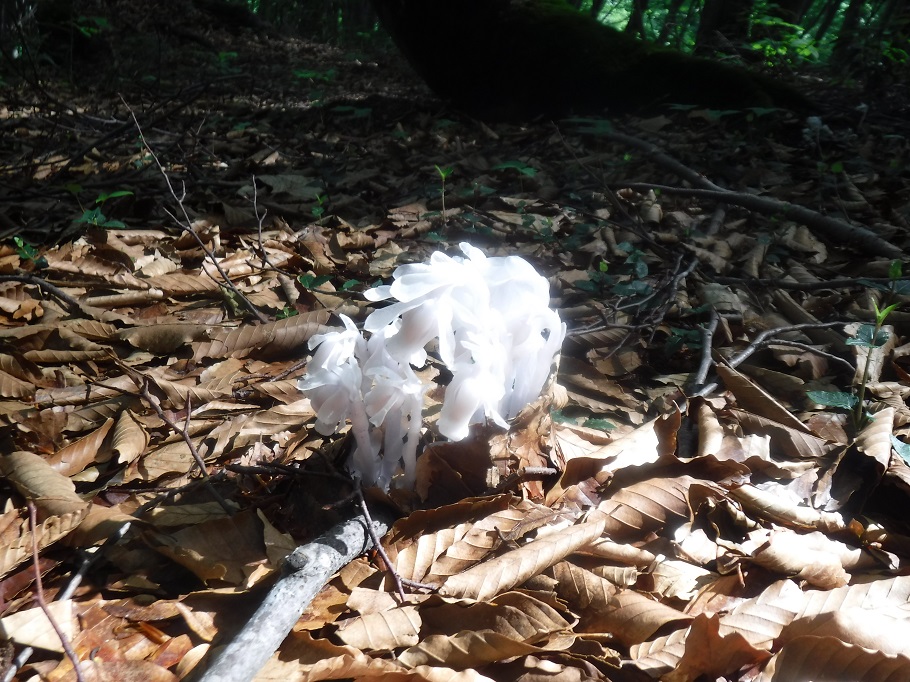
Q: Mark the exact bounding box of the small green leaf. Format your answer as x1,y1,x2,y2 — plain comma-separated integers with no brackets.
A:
341,279,361,291
583,418,615,431
807,390,859,409
891,436,910,465
611,280,651,297
434,165,454,180
889,260,903,280
492,160,538,177
13,236,38,260
298,274,332,289
276,306,298,319
846,324,889,348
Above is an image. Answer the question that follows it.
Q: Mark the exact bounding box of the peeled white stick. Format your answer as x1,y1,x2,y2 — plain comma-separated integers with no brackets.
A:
197,508,395,682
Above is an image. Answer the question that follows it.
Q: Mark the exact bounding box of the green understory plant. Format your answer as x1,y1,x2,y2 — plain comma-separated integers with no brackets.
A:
808,260,906,430
74,190,134,229
434,165,453,225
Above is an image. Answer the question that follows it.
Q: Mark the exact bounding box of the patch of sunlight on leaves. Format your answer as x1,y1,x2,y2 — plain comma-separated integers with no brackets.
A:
807,390,859,410
846,324,890,348
891,436,910,466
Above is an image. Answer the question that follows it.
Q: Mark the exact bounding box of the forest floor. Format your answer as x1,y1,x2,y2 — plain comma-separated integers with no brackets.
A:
2,2,910,681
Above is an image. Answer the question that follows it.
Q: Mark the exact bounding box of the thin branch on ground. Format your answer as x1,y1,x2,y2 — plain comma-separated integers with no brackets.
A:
495,466,560,493
692,307,720,390
0,273,85,315
714,275,910,292
109,364,233,513
123,99,269,323
694,320,852,397
757,339,856,373
28,502,85,682
197,506,396,682
353,484,407,602
620,182,902,259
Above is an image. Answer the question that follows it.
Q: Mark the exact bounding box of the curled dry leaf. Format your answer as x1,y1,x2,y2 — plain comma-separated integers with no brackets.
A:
0,600,75,653
1,450,88,517
729,484,847,532
440,516,606,602
46,417,114,476
757,635,910,682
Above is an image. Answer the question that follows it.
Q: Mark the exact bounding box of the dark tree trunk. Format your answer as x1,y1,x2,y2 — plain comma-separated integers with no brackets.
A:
624,0,649,38
810,0,844,43
832,0,867,66
695,0,755,54
656,0,688,45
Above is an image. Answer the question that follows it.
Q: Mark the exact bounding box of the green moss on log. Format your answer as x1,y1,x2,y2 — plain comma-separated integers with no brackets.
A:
373,0,814,118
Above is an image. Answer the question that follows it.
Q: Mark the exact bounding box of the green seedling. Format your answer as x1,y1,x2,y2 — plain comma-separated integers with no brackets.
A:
807,259,904,430
276,306,298,319
312,194,328,221
435,165,454,225
13,236,38,261
294,68,335,83
75,190,134,229
493,160,538,178
298,274,332,290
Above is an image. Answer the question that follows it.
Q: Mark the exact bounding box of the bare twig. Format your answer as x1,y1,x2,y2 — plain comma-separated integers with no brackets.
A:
714,275,910,292
0,273,85,315
692,308,720,390
122,100,269,323
694,321,851,397
620,182,902,259
353,484,406,602
28,502,85,682
108,365,233,514
197,506,396,682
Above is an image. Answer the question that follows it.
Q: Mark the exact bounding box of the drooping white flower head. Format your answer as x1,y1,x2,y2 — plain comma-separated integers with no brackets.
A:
299,243,564,489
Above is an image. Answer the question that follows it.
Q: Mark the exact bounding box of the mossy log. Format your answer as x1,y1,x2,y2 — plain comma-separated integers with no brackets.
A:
372,0,813,118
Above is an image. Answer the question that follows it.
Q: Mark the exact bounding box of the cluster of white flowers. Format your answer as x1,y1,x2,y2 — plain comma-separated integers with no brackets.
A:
298,243,565,490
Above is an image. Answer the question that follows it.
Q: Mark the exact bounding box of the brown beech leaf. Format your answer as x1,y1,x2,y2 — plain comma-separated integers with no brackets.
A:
255,630,408,681
757,636,910,682
440,516,605,602
56,660,177,682
397,630,542,669
716,363,811,434
597,475,695,539
0,600,75,652
741,528,868,589
583,588,691,646
1,450,88,517
112,409,149,465
719,575,910,652
383,495,522,584
856,406,895,470
118,323,212,355
146,509,270,586
729,484,847,532
333,605,422,652
551,561,619,624
151,272,222,296
661,613,771,682
193,310,333,361
0,367,35,399
547,412,681,508
46,417,114,476
419,591,572,643
0,506,90,580
729,409,835,460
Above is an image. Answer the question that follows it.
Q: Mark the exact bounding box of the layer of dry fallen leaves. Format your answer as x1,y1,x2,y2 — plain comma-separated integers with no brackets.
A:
3,4,910,681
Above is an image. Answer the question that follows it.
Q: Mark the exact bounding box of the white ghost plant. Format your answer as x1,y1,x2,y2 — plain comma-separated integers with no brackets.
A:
298,243,565,490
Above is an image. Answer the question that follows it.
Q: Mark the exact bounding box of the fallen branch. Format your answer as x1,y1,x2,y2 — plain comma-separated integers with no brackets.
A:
196,506,397,682
621,182,902,259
